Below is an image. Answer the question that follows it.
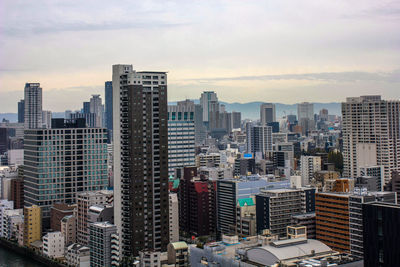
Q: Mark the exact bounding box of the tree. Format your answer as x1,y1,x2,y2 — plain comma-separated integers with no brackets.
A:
328,151,343,174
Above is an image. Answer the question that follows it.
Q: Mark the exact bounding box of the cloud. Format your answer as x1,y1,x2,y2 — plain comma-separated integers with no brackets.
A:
186,70,400,83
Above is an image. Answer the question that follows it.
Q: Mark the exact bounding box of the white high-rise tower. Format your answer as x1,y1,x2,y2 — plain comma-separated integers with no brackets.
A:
24,83,42,129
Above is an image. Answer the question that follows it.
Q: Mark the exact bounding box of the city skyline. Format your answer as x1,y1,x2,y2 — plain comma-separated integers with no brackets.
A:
1,0,400,112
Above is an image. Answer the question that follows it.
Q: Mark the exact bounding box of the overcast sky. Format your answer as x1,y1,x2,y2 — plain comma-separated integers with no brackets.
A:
0,0,399,112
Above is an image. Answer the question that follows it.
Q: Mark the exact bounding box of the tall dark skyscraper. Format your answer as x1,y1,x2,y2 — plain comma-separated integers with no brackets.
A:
104,81,113,142
18,99,25,123
113,65,169,258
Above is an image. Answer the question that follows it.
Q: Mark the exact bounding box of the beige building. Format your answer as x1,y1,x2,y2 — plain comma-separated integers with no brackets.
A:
76,190,113,245
61,215,76,246
23,205,41,247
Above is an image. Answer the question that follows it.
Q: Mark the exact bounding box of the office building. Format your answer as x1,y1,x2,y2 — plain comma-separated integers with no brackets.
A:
77,190,113,245
260,103,276,125
342,95,400,184
363,202,400,267
24,83,43,129
300,156,321,186
43,231,65,259
231,111,241,130
83,102,91,114
42,110,52,128
168,102,195,176
90,95,104,128
23,118,108,229
70,111,97,128
297,102,314,135
200,91,218,125
105,81,113,142
18,100,25,123
217,177,289,235
246,124,273,158
23,205,41,247
89,222,117,267
112,64,169,257
315,192,350,253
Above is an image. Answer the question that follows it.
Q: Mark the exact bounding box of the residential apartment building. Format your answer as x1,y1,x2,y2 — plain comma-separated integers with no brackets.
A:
24,83,42,129
112,65,169,257
76,190,113,245
349,191,396,259
315,192,350,252
89,222,117,267
246,124,273,158
23,205,41,247
342,95,400,184
300,156,322,186
43,231,65,259
256,188,315,237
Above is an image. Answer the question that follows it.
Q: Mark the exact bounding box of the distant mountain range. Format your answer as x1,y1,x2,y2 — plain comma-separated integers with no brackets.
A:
0,102,341,122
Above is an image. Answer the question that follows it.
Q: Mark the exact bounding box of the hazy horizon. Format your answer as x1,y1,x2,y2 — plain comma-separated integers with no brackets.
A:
1,0,400,112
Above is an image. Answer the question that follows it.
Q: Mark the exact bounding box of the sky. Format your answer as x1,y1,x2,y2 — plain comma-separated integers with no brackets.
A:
0,0,399,112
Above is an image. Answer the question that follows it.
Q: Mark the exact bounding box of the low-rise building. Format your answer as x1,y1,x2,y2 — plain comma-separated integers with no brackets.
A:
23,205,41,247
66,243,90,267
43,231,65,259
167,242,189,266
61,215,76,246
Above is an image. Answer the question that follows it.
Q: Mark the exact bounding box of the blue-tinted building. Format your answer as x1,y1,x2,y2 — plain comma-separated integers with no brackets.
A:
18,99,25,123
104,81,113,143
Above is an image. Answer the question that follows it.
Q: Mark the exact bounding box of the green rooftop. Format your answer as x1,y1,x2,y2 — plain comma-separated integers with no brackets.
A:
237,198,255,207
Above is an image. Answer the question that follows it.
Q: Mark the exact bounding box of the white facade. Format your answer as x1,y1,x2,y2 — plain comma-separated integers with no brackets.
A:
7,149,24,166
300,156,322,186
139,251,161,267
76,190,113,245
169,193,179,243
66,243,90,267
24,83,43,129
297,102,314,121
200,91,218,123
42,110,52,128
0,200,14,237
90,95,104,128
342,96,400,184
43,231,65,259
2,208,23,239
